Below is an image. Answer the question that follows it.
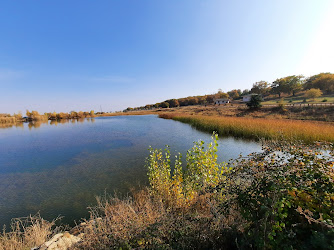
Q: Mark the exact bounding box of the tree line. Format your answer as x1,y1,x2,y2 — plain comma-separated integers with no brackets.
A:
125,72,334,111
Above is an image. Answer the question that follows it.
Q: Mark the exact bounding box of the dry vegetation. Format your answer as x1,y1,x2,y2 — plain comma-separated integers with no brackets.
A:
159,112,334,143
0,214,60,250
156,104,334,121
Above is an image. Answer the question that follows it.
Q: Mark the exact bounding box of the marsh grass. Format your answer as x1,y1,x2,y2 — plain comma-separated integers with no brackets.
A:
159,113,334,143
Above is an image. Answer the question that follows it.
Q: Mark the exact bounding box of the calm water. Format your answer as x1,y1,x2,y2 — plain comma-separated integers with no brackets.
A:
0,115,261,227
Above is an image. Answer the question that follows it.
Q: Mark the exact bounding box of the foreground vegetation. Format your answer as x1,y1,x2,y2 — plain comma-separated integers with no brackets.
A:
1,135,333,249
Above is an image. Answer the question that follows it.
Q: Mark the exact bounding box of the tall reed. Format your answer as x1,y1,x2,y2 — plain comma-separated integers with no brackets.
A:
159,113,334,143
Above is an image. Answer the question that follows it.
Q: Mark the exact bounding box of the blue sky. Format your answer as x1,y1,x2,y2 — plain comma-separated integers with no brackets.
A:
1,0,333,113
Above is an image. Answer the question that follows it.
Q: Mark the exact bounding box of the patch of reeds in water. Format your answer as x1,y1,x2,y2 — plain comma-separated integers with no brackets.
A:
0,117,17,124
159,113,334,143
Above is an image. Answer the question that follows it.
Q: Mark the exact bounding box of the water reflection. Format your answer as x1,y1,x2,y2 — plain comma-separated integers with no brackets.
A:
0,118,96,130
0,122,25,129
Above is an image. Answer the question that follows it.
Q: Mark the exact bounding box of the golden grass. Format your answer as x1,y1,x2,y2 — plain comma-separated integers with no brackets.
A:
0,117,17,124
0,214,59,250
159,113,334,143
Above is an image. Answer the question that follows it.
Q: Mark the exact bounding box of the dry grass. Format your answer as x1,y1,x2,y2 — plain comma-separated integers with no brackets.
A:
77,189,165,248
75,189,228,249
159,113,334,143
0,117,17,124
0,214,60,250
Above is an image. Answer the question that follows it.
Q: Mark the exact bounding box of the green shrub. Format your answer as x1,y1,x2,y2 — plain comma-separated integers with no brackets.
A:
81,136,334,249
246,95,263,109
147,136,334,249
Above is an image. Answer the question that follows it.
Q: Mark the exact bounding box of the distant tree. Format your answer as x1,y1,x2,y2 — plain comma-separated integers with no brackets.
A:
227,89,240,99
251,81,271,96
217,92,229,99
241,89,250,96
246,95,263,109
287,75,304,96
304,73,334,94
188,97,199,105
178,98,188,106
90,110,95,116
159,102,170,108
205,95,215,104
304,88,322,101
271,78,289,97
197,96,207,105
166,99,179,108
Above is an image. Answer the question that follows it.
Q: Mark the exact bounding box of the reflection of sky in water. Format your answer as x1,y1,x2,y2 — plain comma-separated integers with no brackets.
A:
0,115,261,227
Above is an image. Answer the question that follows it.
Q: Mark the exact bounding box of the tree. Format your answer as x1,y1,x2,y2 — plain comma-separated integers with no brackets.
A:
159,102,170,108
246,94,263,109
304,73,334,94
251,81,270,95
304,88,322,100
166,99,179,108
241,89,250,96
227,89,241,99
205,95,214,104
187,97,199,105
287,75,303,96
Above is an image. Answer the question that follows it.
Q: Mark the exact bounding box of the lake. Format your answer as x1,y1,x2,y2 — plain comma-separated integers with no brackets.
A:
0,115,261,227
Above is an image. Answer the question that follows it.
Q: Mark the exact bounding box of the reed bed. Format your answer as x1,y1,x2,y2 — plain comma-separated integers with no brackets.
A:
0,117,17,124
159,113,334,143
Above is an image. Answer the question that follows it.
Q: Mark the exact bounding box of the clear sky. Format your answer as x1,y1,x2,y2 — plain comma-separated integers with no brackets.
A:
1,0,333,114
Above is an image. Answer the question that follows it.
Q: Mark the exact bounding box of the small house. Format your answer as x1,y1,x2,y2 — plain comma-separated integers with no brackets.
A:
214,98,230,105
242,94,258,102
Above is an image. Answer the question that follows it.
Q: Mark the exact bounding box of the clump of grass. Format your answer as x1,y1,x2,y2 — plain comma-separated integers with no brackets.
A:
78,190,167,249
159,113,334,143
0,214,60,250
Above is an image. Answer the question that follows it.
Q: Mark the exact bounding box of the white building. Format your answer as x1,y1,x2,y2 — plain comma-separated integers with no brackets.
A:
214,98,230,105
242,94,258,102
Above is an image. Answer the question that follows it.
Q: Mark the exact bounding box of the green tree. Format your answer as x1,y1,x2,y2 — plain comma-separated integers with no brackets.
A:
251,81,271,95
271,75,303,97
246,94,263,109
287,75,303,96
